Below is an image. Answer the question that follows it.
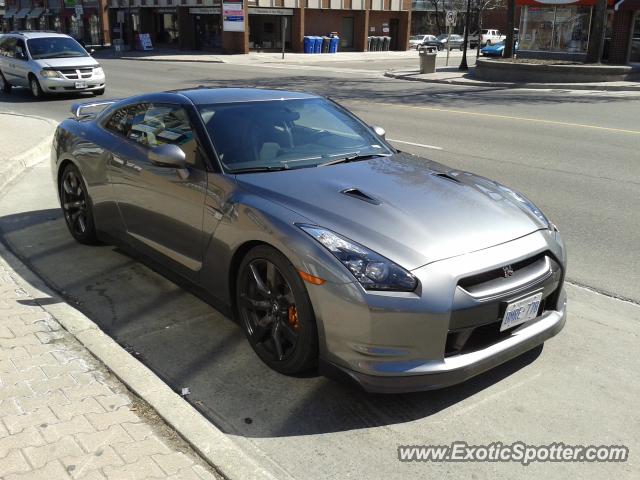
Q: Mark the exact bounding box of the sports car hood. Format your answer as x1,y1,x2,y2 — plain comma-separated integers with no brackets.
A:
236,153,548,270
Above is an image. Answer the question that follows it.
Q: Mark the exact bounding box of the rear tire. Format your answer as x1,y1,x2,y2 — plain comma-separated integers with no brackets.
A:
59,163,99,245
236,245,319,375
29,75,45,99
0,72,11,93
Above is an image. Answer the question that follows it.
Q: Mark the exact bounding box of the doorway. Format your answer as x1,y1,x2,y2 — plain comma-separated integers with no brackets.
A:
390,18,400,50
630,13,640,63
341,16,354,49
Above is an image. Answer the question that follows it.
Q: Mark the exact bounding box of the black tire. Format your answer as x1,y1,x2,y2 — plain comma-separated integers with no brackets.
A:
59,163,99,245
236,245,318,375
0,72,11,94
93,88,105,96
459,45,464,51
29,75,45,99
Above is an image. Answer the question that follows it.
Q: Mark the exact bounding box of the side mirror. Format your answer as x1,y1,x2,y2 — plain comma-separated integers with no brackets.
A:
371,125,386,140
148,144,187,169
89,48,96,55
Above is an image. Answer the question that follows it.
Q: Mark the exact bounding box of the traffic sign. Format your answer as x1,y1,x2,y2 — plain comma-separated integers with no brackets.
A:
445,10,457,27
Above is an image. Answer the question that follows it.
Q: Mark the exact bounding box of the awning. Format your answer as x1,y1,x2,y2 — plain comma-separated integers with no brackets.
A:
15,8,31,19
3,9,18,19
28,8,45,19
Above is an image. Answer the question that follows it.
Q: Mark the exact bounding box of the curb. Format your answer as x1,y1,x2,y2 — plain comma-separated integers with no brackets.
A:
0,113,57,192
119,56,226,64
0,113,285,480
384,71,640,91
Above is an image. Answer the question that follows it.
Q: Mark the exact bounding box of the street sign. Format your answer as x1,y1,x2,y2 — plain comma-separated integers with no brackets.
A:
75,5,83,17
445,10,457,27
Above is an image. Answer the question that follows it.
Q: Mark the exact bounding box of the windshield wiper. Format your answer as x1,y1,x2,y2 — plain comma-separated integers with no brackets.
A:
230,165,290,174
319,152,391,167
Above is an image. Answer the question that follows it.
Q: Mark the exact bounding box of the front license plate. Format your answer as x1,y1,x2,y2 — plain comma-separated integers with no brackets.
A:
500,293,543,331
75,81,87,89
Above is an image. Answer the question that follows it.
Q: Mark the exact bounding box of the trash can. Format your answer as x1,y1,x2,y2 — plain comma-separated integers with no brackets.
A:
374,36,382,51
322,36,331,53
418,46,437,74
303,36,314,54
313,37,322,54
329,36,340,53
383,36,391,51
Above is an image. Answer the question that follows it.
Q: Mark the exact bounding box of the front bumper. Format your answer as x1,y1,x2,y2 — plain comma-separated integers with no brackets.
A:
40,74,105,93
308,229,567,393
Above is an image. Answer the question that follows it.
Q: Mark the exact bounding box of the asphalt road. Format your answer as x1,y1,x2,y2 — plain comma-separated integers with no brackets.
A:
1,57,639,479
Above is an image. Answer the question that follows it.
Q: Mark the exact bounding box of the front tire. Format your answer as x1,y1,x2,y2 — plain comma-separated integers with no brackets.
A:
0,72,11,94
59,163,99,245
29,75,45,99
236,245,318,375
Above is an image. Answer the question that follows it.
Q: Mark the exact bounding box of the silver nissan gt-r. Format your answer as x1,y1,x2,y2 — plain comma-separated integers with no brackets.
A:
51,88,567,393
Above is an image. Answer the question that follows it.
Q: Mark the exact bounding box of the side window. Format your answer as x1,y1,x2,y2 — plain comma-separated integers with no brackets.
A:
126,103,199,165
0,38,16,58
15,40,27,60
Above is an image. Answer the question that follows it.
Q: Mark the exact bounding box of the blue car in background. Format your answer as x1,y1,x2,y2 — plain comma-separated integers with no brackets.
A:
481,40,518,57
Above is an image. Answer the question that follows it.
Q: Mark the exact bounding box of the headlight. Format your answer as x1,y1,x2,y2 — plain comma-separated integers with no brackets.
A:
298,225,418,292
93,66,104,76
40,69,60,78
498,185,551,228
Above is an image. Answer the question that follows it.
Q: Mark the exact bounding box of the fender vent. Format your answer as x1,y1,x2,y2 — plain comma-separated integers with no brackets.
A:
340,188,381,205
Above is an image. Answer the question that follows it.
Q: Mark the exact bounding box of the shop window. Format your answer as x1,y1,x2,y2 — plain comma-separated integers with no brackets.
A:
90,15,101,45
630,14,640,63
519,5,591,54
70,15,82,39
39,15,47,31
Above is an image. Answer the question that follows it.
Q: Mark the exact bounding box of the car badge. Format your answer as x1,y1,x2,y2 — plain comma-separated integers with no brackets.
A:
503,265,515,277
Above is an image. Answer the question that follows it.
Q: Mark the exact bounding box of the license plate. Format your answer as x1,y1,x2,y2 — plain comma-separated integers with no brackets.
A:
500,293,543,331
75,81,87,89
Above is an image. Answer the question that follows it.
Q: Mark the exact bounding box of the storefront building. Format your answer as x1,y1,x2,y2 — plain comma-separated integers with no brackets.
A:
516,0,640,64
1,0,110,47
108,0,412,53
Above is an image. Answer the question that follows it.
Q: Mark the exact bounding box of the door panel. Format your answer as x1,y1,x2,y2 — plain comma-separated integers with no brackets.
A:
104,103,207,281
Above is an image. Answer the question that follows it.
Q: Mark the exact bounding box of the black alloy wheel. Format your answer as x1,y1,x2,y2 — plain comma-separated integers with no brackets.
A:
237,246,318,375
59,164,98,244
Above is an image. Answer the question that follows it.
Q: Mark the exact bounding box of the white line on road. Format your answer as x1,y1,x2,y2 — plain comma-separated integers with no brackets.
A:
388,138,443,150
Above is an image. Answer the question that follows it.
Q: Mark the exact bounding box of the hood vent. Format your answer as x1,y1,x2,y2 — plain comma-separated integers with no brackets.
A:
433,172,462,184
340,188,381,205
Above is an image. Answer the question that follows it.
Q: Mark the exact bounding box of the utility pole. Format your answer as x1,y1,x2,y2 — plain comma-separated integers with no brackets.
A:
586,0,608,63
504,0,515,58
459,0,471,70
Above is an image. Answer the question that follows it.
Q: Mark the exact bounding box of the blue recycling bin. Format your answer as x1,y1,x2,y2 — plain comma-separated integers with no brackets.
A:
313,36,322,54
329,36,339,53
303,36,314,54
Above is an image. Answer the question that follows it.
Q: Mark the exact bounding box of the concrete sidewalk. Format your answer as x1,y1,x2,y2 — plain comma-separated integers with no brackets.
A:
0,246,220,480
385,67,640,91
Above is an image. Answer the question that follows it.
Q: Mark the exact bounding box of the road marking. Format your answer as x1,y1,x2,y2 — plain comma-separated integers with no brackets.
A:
357,102,640,135
388,138,443,150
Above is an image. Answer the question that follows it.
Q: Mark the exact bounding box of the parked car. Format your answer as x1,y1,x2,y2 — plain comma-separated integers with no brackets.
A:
409,34,439,49
0,31,106,98
52,88,567,393
481,40,519,57
436,34,465,51
469,29,507,48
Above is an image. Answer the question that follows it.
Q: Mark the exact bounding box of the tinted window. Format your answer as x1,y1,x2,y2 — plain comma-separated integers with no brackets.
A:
0,37,16,58
105,103,199,165
27,37,88,60
15,40,27,60
198,98,392,172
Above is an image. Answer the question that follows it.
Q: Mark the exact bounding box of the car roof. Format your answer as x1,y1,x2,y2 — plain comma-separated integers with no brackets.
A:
176,88,320,105
7,31,72,40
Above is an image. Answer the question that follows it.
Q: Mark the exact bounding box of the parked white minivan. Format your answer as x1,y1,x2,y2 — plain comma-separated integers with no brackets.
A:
0,31,106,98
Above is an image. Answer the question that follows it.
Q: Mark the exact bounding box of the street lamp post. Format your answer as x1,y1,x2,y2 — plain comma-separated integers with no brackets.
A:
459,0,472,71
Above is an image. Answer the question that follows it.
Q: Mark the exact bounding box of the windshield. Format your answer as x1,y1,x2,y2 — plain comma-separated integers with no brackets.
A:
198,98,393,173
27,37,88,60
436,35,448,40
410,35,425,41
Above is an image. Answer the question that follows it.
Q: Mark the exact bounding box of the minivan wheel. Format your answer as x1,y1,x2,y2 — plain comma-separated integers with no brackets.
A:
29,75,44,98
236,245,319,375
0,72,11,93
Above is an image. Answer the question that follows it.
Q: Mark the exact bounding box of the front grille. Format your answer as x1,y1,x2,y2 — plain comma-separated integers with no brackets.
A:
445,252,564,357
59,68,94,80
